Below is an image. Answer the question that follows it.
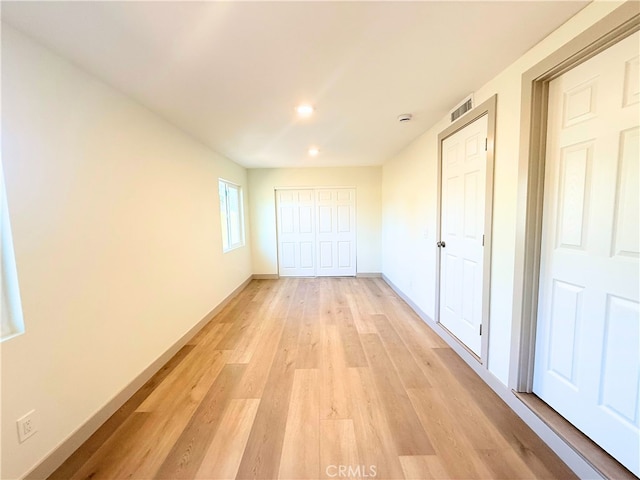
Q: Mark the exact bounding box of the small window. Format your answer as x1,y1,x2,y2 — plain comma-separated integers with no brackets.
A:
218,179,245,252
1,164,25,341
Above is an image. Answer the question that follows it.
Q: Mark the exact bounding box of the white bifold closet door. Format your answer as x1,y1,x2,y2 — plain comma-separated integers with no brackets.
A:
316,189,357,276
276,188,356,277
276,189,316,277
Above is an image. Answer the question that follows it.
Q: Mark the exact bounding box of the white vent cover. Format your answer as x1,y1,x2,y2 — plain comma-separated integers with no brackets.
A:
449,94,474,123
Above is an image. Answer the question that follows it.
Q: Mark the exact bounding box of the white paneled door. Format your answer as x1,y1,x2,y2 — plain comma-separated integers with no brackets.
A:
316,189,357,277
439,114,488,357
533,31,639,476
276,189,316,277
276,188,356,277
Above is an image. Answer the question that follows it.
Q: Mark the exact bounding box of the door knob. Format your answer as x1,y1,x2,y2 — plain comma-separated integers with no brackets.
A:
437,241,446,248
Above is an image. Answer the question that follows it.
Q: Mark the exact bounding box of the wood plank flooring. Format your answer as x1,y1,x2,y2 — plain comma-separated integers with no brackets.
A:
50,278,576,480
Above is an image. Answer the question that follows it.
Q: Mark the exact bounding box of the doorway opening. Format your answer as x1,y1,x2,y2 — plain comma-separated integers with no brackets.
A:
511,3,639,476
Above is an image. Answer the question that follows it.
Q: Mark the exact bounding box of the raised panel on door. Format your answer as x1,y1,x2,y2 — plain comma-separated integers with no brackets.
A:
446,177,462,237
276,189,315,277
280,206,295,234
299,206,314,234
463,171,479,239
300,241,315,269
280,242,296,269
533,31,640,476
318,241,333,268
563,78,597,127
600,295,639,425
337,241,352,268
461,259,478,327
318,205,333,234
612,127,639,258
439,114,488,357
547,280,583,386
337,205,351,233
443,253,459,315
556,142,592,250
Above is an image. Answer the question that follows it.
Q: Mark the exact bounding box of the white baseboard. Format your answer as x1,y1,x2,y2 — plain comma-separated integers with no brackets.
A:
251,273,381,279
380,274,603,480
24,275,253,480
356,272,382,278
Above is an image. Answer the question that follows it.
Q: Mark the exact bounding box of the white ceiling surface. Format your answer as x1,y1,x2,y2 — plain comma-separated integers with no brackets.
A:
2,1,588,168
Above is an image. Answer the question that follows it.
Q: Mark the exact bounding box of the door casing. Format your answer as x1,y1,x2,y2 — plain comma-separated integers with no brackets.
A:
436,95,497,364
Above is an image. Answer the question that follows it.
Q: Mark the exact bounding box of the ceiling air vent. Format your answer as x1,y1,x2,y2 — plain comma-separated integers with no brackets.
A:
449,94,474,123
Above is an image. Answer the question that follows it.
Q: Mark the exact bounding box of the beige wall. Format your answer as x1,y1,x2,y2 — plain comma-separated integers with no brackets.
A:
0,26,252,479
381,0,624,385
248,167,382,275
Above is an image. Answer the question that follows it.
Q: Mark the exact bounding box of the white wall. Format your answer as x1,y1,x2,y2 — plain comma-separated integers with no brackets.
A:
248,167,382,275
381,0,624,385
0,26,252,479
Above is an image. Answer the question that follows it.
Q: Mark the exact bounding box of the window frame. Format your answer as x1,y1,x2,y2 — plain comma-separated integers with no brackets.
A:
1,163,25,342
218,178,245,253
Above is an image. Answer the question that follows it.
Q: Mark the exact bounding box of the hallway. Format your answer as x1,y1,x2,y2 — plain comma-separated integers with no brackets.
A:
50,278,575,479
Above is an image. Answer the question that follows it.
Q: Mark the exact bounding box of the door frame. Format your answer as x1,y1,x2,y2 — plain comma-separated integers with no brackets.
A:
510,2,640,392
435,94,497,364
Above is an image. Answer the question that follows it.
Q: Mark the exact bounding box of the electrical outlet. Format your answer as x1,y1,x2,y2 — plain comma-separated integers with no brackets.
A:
17,410,37,443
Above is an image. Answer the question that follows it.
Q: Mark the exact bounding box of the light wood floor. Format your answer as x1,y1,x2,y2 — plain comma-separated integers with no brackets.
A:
50,278,576,480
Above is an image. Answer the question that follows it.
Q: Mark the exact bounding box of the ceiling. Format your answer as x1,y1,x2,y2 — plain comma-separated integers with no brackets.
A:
2,1,589,168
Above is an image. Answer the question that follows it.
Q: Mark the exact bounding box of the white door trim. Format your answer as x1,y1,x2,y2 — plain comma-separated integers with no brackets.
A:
510,3,639,393
435,95,497,364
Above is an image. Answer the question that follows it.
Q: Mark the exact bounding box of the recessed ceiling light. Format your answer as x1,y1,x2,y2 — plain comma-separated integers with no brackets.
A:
296,104,315,117
308,147,320,156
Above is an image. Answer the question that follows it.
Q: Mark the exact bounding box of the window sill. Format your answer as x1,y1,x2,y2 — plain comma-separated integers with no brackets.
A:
223,244,245,254
1,330,25,343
